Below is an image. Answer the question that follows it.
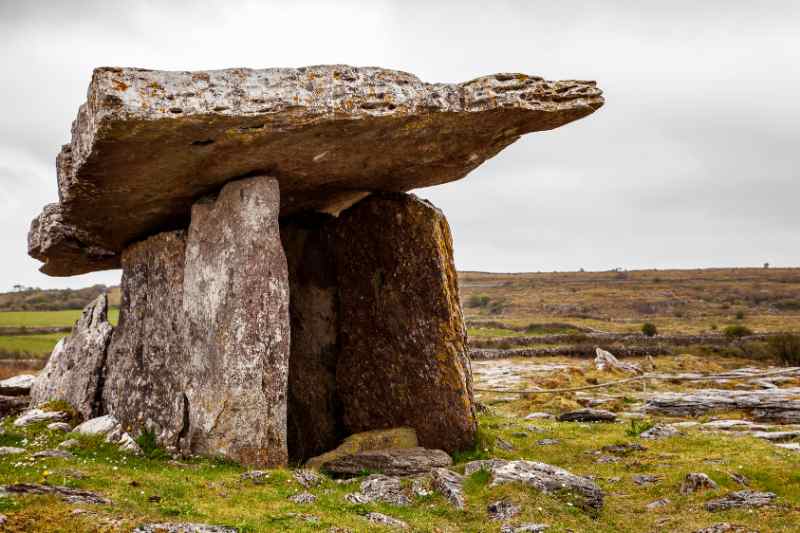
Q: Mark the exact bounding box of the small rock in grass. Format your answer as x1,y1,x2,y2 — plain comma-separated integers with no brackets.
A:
133,523,238,533
288,491,316,504
705,490,775,512
501,524,549,533
557,408,617,423
346,474,410,506
495,438,514,451
118,432,143,455
525,425,546,433
32,449,73,459
0,514,6,526
430,468,465,509
487,499,520,520
511,432,529,439
13,409,67,427
601,443,647,456
680,473,718,495
646,498,671,510
595,455,620,464
58,439,80,450
693,523,756,533
3,483,110,505
775,442,800,451
148,495,162,503
537,438,560,446
0,447,26,455
640,425,679,440
294,469,322,488
365,512,408,529
241,470,269,484
73,415,121,439
632,474,662,486
525,412,553,420
728,472,749,486
47,422,72,432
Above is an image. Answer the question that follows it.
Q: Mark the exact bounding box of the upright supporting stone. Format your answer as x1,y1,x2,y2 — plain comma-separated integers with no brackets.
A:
281,214,343,462
333,193,477,453
30,294,112,419
102,231,189,451
183,176,290,467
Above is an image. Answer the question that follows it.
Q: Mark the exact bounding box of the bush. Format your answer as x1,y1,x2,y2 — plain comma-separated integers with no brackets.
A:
625,419,655,437
768,334,800,366
641,322,658,337
724,325,753,338
735,311,745,320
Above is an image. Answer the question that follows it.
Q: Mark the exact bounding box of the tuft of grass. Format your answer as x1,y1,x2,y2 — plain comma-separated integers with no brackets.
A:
135,429,170,460
724,324,754,338
625,418,656,437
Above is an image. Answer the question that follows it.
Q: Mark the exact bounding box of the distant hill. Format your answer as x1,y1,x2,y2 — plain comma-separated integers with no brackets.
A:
0,285,121,312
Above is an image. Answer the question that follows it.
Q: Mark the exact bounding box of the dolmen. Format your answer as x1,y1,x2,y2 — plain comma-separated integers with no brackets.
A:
28,65,603,466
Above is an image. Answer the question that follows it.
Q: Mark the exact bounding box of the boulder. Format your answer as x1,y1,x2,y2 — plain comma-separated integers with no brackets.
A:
334,193,477,453
680,473,719,495
557,408,617,423
0,374,36,396
29,295,113,419
430,468,465,509
2,483,111,505
182,176,290,467
345,474,410,506
281,214,342,462
594,348,642,374
103,230,190,452
28,65,603,276
705,490,775,512
321,447,452,476
13,409,68,427
73,415,121,437
464,459,604,512
306,427,418,470
0,396,30,419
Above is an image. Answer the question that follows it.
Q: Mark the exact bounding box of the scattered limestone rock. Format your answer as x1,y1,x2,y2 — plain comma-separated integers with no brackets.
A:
288,492,316,504
58,439,80,450
29,295,113,419
365,512,409,529
747,430,800,442
729,472,750,486
32,449,73,459
47,422,72,432
558,408,617,423
501,524,549,533
132,524,238,533
693,524,757,533
240,471,270,484
487,499,521,520
537,439,560,446
14,409,67,427
464,459,604,511
680,473,719,495
775,442,800,451
430,468,465,509
0,374,36,396
705,490,776,512
525,413,554,420
632,474,662,486
0,447,26,455
646,498,671,510
306,427,418,470
495,437,515,451
73,415,121,438
294,469,323,488
345,475,410,506
601,443,647,455
322,447,452,476
0,395,30,419
594,348,642,374
3,483,110,504
118,433,143,455
640,424,680,440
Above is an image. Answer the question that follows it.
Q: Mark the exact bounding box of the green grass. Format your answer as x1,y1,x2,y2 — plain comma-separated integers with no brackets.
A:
0,308,119,328
0,333,66,358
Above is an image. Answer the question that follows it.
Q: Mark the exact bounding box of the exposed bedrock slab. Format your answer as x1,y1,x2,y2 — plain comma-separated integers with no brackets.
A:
102,230,190,452
30,294,112,419
334,193,477,453
281,213,343,463
29,64,604,276
183,176,290,467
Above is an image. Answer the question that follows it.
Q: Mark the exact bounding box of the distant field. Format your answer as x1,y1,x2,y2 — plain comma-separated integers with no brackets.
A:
0,333,65,358
0,308,119,328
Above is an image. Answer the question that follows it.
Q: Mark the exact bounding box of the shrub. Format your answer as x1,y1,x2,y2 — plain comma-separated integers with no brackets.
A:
710,324,718,331
641,322,658,337
735,311,745,320
136,430,170,460
625,419,655,437
466,295,490,308
768,333,800,366
724,325,753,338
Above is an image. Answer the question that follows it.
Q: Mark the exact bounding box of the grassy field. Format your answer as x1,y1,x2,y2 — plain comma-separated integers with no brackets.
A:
0,334,66,358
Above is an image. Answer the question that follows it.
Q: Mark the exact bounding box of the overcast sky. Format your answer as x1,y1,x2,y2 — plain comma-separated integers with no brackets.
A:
1,1,798,291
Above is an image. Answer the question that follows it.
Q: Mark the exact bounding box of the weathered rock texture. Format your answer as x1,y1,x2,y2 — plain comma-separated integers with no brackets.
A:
30,295,112,419
102,230,189,451
321,447,453,476
281,214,342,462
182,176,290,467
306,427,418,470
28,65,603,276
333,193,477,453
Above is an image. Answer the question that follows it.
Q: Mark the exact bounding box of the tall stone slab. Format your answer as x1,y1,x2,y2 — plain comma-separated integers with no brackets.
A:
102,230,190,451
30,294,113,419
183,176,290,467
333,193,477,453
281,214,343,462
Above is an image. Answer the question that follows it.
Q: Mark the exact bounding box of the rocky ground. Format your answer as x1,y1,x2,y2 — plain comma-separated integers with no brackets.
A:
0,352,798,532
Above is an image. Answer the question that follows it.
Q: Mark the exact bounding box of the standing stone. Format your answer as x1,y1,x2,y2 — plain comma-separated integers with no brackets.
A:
102,230,190,452
30,295,112,419
333,193,477,453
183,176,290,467
281,214,343,462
